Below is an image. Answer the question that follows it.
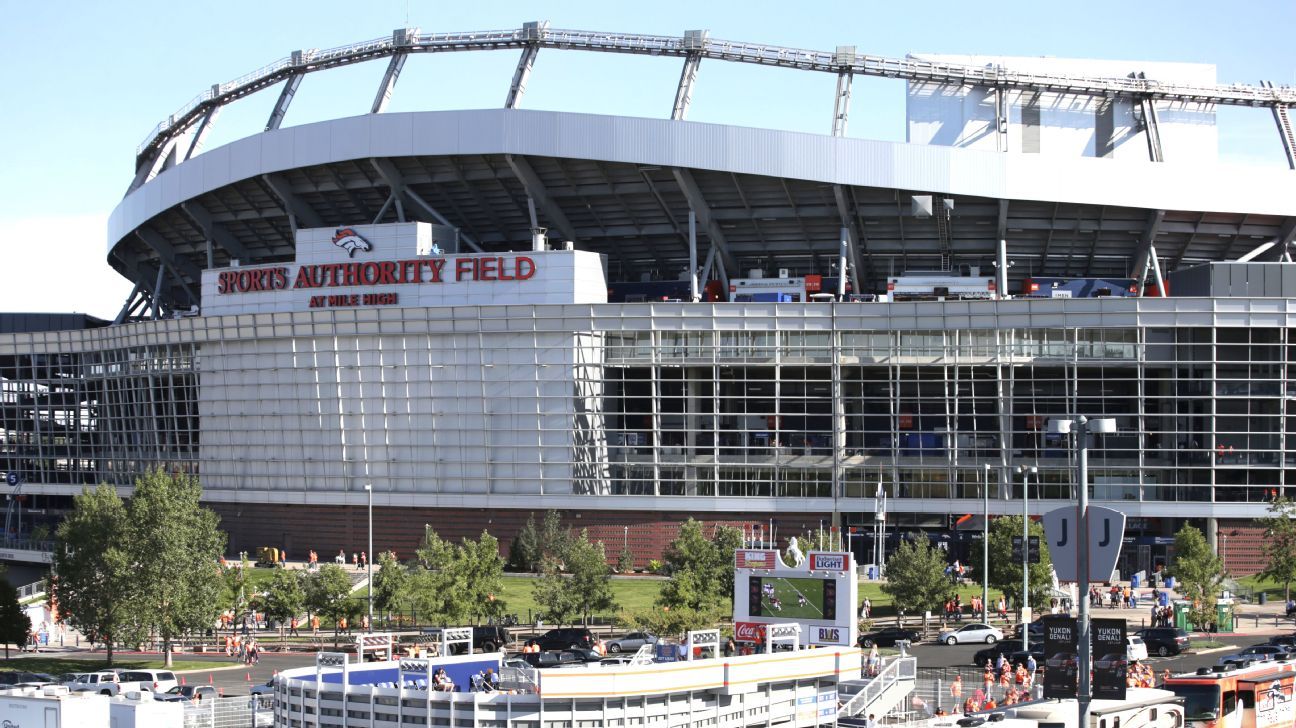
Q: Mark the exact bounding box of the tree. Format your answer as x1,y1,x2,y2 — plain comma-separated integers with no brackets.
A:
408,527,471,625
966,516,1055,610
657,519,733,612
371,551,408,622
538,510,571,568
880,535,955,615
459,532,506,624
0,581,29,658
712,525,744,601
1169,523,1227,631
262,569,306,637
621,603,725,636
306,564,357,636
566,529,617,624
507,513,541,572
51,484,134,666
126,468,227,667
1259,498,1296,602
532,556,579,626
617,548,635,574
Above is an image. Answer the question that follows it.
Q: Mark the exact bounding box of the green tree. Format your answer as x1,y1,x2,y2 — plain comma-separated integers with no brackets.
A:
222,554,252,614
566,529,617,624
532,556,578,626
460,532,506,624
1259,498,1296,602
507,513,541,572
966,516,1055,610
262,569,306,637
617,548,635,574
51,484,134,666
0,581,29,658
658,519,732,612
372,551,408,622
621,603,725,636
306,564,357,636
880,535,956,616
126,468,227,667
712,525,744,602
408,528,470,625
538,510,571,568
1169,523,1227,630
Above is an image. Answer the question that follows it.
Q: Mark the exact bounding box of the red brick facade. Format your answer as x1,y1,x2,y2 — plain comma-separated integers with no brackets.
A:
206,502,829,568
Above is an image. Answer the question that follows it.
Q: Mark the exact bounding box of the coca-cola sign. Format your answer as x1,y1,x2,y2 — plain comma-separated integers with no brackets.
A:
734,621,767,642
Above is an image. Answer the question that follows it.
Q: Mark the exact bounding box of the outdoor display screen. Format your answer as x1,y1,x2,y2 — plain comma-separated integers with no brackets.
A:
748,576,835,620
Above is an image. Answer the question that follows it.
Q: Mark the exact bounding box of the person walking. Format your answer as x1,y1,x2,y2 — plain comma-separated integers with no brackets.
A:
289,616,299,636
951,674,963,700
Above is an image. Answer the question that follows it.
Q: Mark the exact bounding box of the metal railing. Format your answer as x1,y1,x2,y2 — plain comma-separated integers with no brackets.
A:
839,656,917,718
135,24,1296,160
0,537,54,553
16,580,45,601
182,694,273,728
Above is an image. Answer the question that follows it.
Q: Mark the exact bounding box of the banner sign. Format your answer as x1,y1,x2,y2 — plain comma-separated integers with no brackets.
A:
735,550,779,569
1091,618,1127,701
1043,615,1078,699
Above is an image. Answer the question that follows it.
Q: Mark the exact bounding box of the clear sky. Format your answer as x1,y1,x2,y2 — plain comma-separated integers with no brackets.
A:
2,0,1293,319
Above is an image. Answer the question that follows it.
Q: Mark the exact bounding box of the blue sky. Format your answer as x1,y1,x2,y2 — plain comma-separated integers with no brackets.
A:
2,0,1293,318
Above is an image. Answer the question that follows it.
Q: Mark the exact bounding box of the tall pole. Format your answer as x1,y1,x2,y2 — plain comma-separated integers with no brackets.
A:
983,463,990,623
365,483,373,630
1077,419,1092,728
1020,465,1036,650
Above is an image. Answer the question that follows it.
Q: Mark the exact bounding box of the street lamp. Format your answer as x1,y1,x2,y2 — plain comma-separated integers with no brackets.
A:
1048,416,1116,728
364,483,373,630
1017,464,1038,650
983,463,991,623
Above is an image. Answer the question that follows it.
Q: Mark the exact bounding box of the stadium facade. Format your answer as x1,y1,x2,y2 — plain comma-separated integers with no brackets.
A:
6,25,1296,574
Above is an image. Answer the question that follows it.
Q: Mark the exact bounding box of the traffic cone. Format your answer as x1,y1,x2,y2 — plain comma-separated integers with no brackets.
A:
218,687,225,697
246,672,252,682
208,674,213,684
181,676,186,685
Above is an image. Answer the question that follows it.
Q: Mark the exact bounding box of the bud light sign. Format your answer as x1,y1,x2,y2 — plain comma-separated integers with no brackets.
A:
809,553,848,571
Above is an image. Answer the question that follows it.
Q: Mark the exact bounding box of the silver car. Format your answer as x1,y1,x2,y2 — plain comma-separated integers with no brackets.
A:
938,623,1004,645
605,631,658,654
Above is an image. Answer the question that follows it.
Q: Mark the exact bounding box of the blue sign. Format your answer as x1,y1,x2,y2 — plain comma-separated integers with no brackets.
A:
4,472,17,486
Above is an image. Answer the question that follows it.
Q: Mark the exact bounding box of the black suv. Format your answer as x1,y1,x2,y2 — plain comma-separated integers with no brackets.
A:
536,628,595,651
1136,627,1191,657
474,626,511,653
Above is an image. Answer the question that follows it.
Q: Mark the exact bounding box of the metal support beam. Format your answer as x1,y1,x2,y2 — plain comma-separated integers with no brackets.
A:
370,53,408,114
831,71,853,137
1253,218,1296,262
265,70,305,131
1262,81,1296,170
671,168,739,277
832,185,868,292
837,227,849,298
112,283,143,326
1148,244,1167,297
671,31,707,121
152,264,166,319
997,200,1010,298
506,154,581,244
369,158,484,252
261,174,326,228
688,211,700,301
995,85,1010,152
505,31,542,109
126,140,176,195
1131,209,1165,291
183,102,221,162
134,228,203,302
1137,75,1165,162
180,200,251,261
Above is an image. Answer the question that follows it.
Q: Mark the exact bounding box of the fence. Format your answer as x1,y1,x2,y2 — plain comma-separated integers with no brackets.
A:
839,656,916,718
16,580,45,601
182,694,273,728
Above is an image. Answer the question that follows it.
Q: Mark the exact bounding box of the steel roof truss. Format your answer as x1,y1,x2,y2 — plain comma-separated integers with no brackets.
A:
506,154,581,245
265,72,304,132
670,168,739,275
180,200,252,262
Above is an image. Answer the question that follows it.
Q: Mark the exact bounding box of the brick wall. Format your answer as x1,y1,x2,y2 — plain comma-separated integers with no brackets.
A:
206,502,830,568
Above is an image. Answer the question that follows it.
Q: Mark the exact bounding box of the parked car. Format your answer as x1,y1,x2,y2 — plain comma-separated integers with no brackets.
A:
116,669,179,693
1014,620,1046,641
474,626,511,653
157,685,218,702
1268,634,1296,649
605,631,658,654
1237,644,1293,660
250,679,276,696
939,623,1003,645
536,627,595,651
561,648,605,663
1135,627,1191,657
858,627,921,648
66,671,121,696
972,645,1044,668
1126,635,1149,662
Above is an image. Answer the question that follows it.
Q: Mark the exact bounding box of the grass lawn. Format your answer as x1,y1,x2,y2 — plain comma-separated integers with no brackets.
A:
496,576,662,618
1,657,240,674
1237,575,1294,602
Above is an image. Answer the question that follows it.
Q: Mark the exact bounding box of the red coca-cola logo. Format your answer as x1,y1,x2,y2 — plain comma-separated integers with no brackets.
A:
735,622,767,642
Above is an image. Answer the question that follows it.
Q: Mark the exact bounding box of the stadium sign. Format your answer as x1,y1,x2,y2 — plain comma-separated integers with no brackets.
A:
735,550,779,569
216,256,537,295
808,552,848,571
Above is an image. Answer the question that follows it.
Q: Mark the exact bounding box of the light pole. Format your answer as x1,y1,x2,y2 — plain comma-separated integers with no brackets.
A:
1048,416,1116,728
364,483,373,631
1017,464,1037,650
983,463,990,623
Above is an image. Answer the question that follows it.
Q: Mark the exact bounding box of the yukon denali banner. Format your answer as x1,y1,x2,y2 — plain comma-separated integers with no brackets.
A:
1091,618,1127,701
1043,615,1078,699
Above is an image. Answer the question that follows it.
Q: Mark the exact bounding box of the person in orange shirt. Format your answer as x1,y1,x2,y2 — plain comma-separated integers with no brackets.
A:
984,698,997,710
951,675,963,699
311,614,320,635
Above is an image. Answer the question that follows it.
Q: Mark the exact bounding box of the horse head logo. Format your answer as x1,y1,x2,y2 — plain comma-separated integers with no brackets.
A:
332,227,373,258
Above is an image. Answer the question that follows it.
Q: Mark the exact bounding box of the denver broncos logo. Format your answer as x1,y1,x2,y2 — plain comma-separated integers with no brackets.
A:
332,227,373,257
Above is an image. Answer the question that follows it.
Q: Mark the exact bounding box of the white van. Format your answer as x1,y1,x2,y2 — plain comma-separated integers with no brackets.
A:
116,669,178,693
1127,635,1149,662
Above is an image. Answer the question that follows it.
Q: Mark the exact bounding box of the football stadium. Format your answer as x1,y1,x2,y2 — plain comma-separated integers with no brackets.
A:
4,24,1296,573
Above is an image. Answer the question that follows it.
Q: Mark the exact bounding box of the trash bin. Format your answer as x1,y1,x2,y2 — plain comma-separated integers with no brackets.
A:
868,566,877,580
1260,592,1268,605
1131,574,1140,589
1216,602,1234,632
1165,576,1175,590
1158,591,1170,607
